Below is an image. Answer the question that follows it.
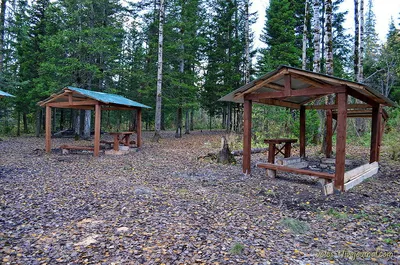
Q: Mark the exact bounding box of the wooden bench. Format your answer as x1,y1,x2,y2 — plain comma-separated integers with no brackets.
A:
60,144,95,154
257,162,335,179
100,139,136,149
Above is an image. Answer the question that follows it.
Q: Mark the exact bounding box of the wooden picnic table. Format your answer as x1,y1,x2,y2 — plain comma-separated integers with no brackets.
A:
264,138,297,163
109,131,135,151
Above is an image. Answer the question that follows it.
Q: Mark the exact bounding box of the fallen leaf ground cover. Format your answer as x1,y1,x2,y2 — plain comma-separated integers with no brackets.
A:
0,131,399,265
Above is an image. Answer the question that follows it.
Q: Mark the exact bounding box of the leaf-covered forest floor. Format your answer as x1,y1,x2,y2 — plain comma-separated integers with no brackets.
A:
0,130,399,265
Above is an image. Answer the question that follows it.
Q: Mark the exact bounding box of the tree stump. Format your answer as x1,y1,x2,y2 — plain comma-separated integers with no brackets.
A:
217,136,236,164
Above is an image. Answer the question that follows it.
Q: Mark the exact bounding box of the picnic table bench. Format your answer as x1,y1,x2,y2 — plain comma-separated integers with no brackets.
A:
264,138,297,163
109,132,136,151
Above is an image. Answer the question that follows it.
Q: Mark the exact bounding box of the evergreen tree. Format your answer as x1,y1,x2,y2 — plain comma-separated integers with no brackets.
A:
258,0,301,73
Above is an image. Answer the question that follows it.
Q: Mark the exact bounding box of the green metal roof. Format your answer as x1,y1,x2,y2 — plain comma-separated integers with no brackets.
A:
66,86,151,109
0,90,15,97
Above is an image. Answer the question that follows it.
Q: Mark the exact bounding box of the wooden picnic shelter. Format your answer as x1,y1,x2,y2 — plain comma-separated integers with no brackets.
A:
39,86,151,156
220,66,397,192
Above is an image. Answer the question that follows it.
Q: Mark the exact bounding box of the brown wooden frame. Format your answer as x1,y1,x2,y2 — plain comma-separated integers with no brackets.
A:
40,88,145,157
231,66,394,192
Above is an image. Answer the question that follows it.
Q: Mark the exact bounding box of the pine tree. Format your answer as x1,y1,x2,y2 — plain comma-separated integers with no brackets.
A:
258,0,301,73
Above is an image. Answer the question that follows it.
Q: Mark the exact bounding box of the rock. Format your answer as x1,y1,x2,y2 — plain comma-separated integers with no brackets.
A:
116,227,129,233
74,235,99,247
134,187,153,196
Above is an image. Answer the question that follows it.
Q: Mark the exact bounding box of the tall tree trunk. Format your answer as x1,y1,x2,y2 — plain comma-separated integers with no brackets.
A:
354,0,359,80
17,111,21,136
153,0,164,142
83,110,91,139
35,108,41,137
359,0,364,82
244,0,250,83
302,0,309,70
185,110,190,134
175,107,182,138
23,112,28,133
325,0,333,76
190,109,194,131
60,109,64,130
321,0,334,154
320,0,326,72
0,0,7,73
312,0,321,72
74,110,81,138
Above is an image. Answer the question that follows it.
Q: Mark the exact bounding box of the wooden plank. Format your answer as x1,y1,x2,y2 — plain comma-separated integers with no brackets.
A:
344,166,379,191
267,143,275,163
244,86,346,101
257,163,335,179
243,100,252,174
290,73,332,89
344,162,379,183
234,69,288,99
45,106,52,153
244,91,285,100
370,105,381,163
288,68,367,90
284,74,292,96
334,92,348,191
137,108,142,148
47,100,98,107
347,88,378,106
326,109,333,158
94,103,101,157
305,103,372,110
257,98,301,109
300,106,306,158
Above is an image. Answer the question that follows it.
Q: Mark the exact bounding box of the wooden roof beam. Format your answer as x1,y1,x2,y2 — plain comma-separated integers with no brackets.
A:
245,86,345,101
234,69,288,99
306,103,372,110
257,98,301,109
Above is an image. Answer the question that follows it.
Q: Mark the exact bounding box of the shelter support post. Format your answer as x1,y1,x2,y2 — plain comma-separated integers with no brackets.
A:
45,105,52,153
326,109,333,158
370,105,382,163
94,103,101,157
243,100,252,174
137,108,142,148
335,92,347,191
300,105,306,158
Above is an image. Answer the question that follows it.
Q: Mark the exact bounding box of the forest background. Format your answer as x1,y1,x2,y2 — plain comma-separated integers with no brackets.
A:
0,0,399,153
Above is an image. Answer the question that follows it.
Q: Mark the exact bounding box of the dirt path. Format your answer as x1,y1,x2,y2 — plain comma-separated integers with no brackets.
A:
0,131,399,264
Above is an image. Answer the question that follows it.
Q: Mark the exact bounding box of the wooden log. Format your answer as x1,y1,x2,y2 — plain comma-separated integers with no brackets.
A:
45,106,52,153
137,108,142,148
243,100,252,174
94,103,101,156
334,92,348,191
257,163,335,179
231,148,268,156
300,106,306,158
370,105,381,163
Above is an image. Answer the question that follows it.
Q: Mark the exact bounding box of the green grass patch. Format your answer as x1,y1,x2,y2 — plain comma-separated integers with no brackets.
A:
326,208,348,219
280,217,310,234
230,242,244,255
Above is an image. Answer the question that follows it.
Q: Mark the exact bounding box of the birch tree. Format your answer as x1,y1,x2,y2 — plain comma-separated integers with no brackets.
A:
312,0,321,72
354,0,359,80
358,0,364,82
153,0,164,142
244,0,250,83
302,0,309,70
0,0,7,74
325,0,333,76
